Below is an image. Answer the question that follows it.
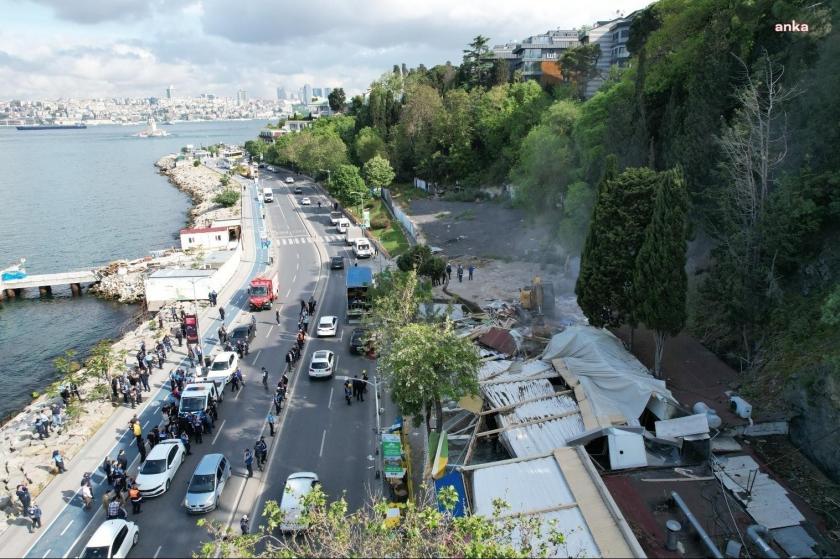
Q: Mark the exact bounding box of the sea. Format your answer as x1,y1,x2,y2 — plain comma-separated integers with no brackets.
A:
0,120,271,421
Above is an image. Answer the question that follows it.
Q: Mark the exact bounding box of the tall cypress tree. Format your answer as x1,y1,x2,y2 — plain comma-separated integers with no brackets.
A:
634,167,689,377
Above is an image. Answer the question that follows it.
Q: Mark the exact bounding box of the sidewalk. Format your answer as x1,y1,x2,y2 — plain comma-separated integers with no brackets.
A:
0,178,266,558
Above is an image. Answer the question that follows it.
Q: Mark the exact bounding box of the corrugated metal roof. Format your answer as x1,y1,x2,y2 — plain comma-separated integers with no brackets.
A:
479,327,517,355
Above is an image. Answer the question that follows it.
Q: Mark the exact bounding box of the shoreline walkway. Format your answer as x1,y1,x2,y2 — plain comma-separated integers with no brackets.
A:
0,177,269,558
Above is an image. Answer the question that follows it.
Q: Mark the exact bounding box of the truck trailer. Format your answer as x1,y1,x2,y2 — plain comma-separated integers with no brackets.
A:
346,266,373,322
248,273,279,310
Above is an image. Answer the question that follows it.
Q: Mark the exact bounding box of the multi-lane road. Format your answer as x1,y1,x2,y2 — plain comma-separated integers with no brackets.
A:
25,168,381,558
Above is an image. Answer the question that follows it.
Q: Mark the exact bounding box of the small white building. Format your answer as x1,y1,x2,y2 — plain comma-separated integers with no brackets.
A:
180,226,232,250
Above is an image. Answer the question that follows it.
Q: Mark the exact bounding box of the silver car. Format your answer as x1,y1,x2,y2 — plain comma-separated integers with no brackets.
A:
184,454,231,514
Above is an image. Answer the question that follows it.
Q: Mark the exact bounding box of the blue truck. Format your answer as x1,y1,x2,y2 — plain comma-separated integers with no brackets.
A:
346,266,373,323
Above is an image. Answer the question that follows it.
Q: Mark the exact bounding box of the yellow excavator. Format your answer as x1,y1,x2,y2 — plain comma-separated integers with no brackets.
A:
520,276,555,316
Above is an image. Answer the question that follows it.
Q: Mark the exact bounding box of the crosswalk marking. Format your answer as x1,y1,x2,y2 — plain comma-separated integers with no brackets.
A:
275,234,345,245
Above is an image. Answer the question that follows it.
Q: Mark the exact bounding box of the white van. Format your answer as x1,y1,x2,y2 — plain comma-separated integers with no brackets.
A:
353,238,374,258
262,187,274,203
179,381,223,417
336,218,351,234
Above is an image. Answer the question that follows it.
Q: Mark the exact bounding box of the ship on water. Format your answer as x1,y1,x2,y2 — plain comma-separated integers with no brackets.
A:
16,123,87,130
135,117,169,138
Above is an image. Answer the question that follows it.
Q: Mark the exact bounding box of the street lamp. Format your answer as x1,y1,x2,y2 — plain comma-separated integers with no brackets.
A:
337,375,382,479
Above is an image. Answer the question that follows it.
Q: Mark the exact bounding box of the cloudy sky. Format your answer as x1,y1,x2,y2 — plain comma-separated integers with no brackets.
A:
0,0,650,100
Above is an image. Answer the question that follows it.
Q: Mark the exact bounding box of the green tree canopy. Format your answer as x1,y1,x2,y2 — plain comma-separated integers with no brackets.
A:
354,126,388,164
327,87,346,112
331,164,368,206
363,154,396,190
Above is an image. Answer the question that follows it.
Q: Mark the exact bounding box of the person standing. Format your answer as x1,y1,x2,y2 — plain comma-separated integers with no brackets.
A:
16,483,31,515
273,390,283,415
117,449,128,471
244,448,254,478
275,309,281,325
180,431,192,456
81,483,93,510
158,313,164,330
175,329,184,347
191,415,203,443
129,485,142,514
300,299,306,313
344,381,353,406
52,449,67,473
255,437,268,470
240,514,249,535
27,504,42,532
218,306,225,321
468,264,475,280
446,263,452,280
132,420,143,447
457,264,464,282
267,411,276,436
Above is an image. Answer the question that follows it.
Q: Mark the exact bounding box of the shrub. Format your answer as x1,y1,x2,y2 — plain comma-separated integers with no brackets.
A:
213,189,240,208
193,159,200,167
370,215,390,230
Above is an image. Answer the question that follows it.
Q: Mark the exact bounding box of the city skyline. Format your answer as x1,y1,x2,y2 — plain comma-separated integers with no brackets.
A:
1,0,648,100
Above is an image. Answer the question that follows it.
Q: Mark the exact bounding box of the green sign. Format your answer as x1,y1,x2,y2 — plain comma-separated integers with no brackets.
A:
362,210,371,229
381,433,405,479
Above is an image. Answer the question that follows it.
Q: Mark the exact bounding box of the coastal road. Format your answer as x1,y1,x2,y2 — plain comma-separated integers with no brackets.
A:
34,167,380,558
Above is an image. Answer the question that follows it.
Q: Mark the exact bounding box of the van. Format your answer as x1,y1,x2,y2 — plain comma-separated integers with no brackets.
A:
178,381,223,417
336,218,350,234
353,238,374,258
184,454,231,513
329,211,343,225
262,187,274,203
344,225,364,246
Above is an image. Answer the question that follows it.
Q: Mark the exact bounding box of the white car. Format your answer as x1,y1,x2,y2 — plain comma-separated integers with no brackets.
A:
267,165,276,172
81,519,139,558
136,439,186,497
285,176,295,184
308,350,336,378
279,472,320,532
204,351,239,386
316,316,338,337
300,197,311,205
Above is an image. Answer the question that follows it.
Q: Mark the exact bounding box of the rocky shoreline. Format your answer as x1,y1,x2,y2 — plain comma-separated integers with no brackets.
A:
89,155,239,303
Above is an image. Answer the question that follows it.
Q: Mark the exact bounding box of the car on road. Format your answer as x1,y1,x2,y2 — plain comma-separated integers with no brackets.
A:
279,472,320,532
136,439,186,497
308,350,336,378
329,210,343,225
81,519,139,558
267,165,276,172
349,328,369,355
330,256,345,270
229,324,255,345
316,315,338,337
184,453,231,514
293,186,303,194
285,177,295,184
301,197,311,205
205,351,239,386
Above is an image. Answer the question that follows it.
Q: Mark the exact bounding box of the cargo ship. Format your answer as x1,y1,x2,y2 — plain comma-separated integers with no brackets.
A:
16,123,87,130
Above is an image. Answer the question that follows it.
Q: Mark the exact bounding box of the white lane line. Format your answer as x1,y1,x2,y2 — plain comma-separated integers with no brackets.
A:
142,420,150,429
59,520,74,536
328,386,334,410
43,550,52,559
153,545,162,559
253,350,261,364
234,386,243,401
292,274,297,283
266,325,274,338
285,288,291,297
319,429,327,457
212,419,226,445
296,262,299,271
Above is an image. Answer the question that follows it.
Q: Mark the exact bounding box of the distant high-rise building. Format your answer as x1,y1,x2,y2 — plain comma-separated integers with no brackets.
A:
166,85,175,99
303,84,312,103
206,93,216,101
276,87,286,100
237,89,248,106
313,87,323,98
324,87,333,98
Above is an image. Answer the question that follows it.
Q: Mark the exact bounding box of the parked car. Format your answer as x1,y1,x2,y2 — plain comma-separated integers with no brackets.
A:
81,519,139,558
316,316,338,337
229,324,255,345
293,186,303,194
301,197,311,205
308,350,336,378
204,351,239,386
184,453,231,514
349,328,369,355
330,256,345,270
135,439,186,497
279,472,320,532
285,177,295,184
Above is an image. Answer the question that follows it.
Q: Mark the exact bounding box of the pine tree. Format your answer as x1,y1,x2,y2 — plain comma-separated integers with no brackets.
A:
634,167,689,377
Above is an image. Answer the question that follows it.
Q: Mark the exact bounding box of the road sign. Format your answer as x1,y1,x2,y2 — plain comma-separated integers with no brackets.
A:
381,433,405,479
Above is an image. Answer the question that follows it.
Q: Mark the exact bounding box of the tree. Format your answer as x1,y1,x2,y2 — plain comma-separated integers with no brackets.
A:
557,44,601,99
556,180,595,271
363,155,395,190
219,174,230,187
354,126,388,164
197,484,566,558
54,350,82,388
633,168,689,377
85,340,118,393
330,164,368,206
244,139,267,160
461,35,494,89
380,320,480,433
365,269,430,354
327,87,346,113
213,189,240,208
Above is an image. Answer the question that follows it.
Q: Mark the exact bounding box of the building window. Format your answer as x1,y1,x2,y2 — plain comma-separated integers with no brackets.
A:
215,235,222,241
188,237,194,243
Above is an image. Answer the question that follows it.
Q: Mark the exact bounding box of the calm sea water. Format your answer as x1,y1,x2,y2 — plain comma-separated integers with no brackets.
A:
0,120,269,419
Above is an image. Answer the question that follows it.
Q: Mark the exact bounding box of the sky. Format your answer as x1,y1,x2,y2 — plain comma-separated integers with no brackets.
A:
0,0,651,100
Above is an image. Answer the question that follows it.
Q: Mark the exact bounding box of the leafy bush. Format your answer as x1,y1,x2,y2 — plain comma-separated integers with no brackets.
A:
213,189,241,208
370,215,390,230
193,159,200,167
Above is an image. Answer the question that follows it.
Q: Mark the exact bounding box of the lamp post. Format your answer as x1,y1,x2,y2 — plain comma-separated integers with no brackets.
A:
337,374,382,480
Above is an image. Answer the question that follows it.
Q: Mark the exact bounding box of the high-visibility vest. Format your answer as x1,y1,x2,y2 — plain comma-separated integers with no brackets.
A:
133,423,141,437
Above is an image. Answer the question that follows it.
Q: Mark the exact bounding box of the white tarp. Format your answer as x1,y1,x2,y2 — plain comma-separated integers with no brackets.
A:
541,326,677,426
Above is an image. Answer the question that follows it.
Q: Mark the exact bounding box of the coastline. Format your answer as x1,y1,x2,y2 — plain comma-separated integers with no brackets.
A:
0,153,238,522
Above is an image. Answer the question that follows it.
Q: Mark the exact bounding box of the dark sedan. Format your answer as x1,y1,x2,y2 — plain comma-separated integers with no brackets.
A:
330,256,345,270
229,324,255,345
293,186,303,194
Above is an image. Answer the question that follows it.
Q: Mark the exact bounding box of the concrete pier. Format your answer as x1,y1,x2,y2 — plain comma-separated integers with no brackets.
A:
39,285,53,297
0,270,97,299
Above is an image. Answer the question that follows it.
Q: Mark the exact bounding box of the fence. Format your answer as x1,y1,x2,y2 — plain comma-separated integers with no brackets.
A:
381,188,418,245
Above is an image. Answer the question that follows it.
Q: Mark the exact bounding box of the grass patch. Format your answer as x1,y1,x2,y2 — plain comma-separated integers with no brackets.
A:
388,182,431,205
348,198,410,257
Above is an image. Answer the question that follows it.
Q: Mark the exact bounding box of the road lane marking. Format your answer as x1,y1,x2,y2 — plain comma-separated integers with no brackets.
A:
319,429,327,457
266,325,273,338
292,274,297,283
59,520,73,536
43,550,51,558
253,350,261,364
296,262,299,271
142,420,149,429
285,288,291,297
153,545,162,559
328,386,334,409
234,386,243,400
212,419,226,445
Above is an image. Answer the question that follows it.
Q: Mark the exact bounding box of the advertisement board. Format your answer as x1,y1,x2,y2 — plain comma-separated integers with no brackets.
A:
381,433,405,479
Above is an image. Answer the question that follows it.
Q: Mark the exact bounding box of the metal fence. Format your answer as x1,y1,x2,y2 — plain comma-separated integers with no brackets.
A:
381,188,418,245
